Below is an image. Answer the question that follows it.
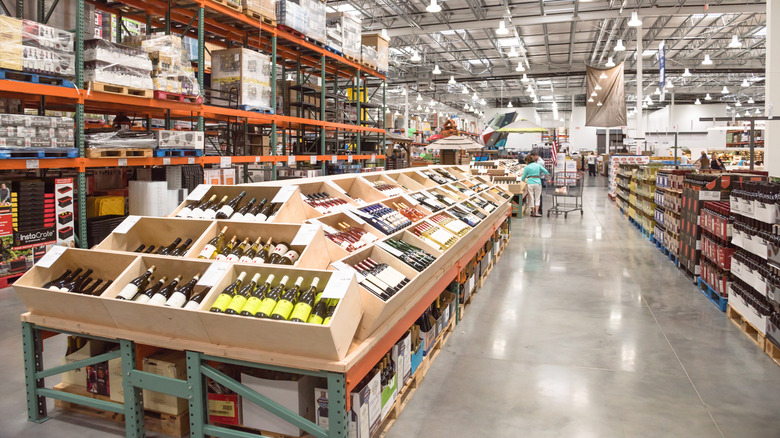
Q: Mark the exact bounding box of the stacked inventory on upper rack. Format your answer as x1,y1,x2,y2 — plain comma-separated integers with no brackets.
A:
14,165,512,363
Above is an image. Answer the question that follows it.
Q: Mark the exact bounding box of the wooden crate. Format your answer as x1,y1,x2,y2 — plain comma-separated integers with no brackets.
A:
170,184,309,224
93,217,213,255
328,176,390,204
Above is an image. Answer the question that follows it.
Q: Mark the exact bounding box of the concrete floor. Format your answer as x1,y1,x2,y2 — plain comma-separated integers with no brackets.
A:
1,179,779,437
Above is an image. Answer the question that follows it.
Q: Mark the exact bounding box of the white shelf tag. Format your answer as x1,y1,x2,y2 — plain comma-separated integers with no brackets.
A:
113,215,141,234
36,245,67,269
401,194,419,205
271,185,298,204
291,224,320,246
163,157,171,165
371,154,376,163
332,156,338,164
118,158,127,166
186,184,212,201
321,270,355,299
310,155,317,165
26,159,39,169
287,155,296,166
197,262,231,288
348,155,354,163
188,157,195,164
220,156,232,168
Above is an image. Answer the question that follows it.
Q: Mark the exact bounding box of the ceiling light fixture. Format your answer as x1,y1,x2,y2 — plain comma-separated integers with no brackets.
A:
628,11,642,27
682,68,692,77
521,74,529,82
425,107,430,113
591,91,598,97
496,20,509,35
614,39,626,51
605,57,615,67
741,78,750,87
755,108,761,115
462,86,469,94
515,63,525,72
705,93,712,100
526,84,533,93
417,104,422,110
432,64,441,75
642,102,649,109
665,79,673,89
654,87,661,95
472,92,478,101
729,34,742,48
721,86,730,94
508,47,519,58
426,0,441,13
448,75,456,85
695,98,701,105
748,97,755,104
480,98,487,105
702,54,713,65
410,50,421,62
508,101,513,108
594,84,602,91
735,101,742,107
416,93,422,101
532,96,539,103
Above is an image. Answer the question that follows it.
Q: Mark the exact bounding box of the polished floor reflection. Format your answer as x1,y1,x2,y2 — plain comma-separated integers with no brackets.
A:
388,179,780,438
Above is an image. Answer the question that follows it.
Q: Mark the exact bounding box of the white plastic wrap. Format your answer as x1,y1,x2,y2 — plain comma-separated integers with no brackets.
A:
361,45,377,67
299,0,325,44
85,131,157,149
124,34,199,96
0,114,73,148
84,61,154,90
276,0,306,33
244,0,276,19
0,16,75,77
156,130,204,150
84,39,152,70
211,48,272,111
326,13,361,60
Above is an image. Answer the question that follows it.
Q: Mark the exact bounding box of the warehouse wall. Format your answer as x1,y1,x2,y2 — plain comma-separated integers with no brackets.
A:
570,106,599,152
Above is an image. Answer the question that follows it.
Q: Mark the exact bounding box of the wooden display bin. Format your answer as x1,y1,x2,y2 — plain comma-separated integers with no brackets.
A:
384,172,428,192
169,185,308,224
308,212,384,261
478,189,507,205
427,188,461,206
359,174,409,198
94,217,213,255
296,180,359,219
431,210,474,236
462,197,491,218
100,256,215,342
14,248,138,327
443,166,469,180
438,185,468,202
197,266,363,360
380,195,432,224
328,176,389,204
185,221,332,270
401,170,439,189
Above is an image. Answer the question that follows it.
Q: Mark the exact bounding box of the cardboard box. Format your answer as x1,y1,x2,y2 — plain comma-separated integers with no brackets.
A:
399,333,412,388
365,371,382,436
209,393,241,426
314,387,329,430
241,373,316,437
61,339,110,386
204,168,221,185
142,351,189,415
221,168,236,185
85,361,110,396
380,372,397,421
410,343,423,376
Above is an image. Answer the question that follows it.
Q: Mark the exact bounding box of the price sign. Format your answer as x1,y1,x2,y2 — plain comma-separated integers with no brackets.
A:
36,245,68,268
113,215,141,234
271,185,298,203
322,270,356,299
348,155,353,163
479,168,488,174
332,156,338,164
371,154,376,163
310,155,317,165
118,158,127,166
26,159,39,169
220,156,232,168
197,262,231,287
163,157,171,165
291,224,320,246
188,157,195,164
288,155,296,166
186,184,212,201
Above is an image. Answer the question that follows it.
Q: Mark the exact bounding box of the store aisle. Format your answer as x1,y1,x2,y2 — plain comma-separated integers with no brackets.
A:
388,183,780,438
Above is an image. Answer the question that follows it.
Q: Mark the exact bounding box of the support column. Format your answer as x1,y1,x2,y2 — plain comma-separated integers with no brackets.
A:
635,23,644,152
765,0,780,176
403,86,409,133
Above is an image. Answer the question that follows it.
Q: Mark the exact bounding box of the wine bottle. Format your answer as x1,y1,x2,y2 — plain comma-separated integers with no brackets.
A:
156,237,182,256
322,299,339,325
43,269,72,289
61,268,94,292
135,276,169,304
266,242,290,264
170,238,193,257
225,238,250,262
238,237,262,263
80,279,104,296
209,272,246,313
48,268,81,291
198,226,229,259
78,278,94,294
290,277,319,323
146,275,181,305
176,199,199,218
279,248,300,266
216,191,247,219
252,238,274,264
307,297,328,324
116,266,156,300
271,276,303,320
165,275,199,308
240,274,274,317
243,198,267,222
256,275,289,318
231,197,255,221
93,280,113,296
225,273,260,315
183,286,211,310
143,245,157,254
188,194,217,219
255,202,276,222
202,195,229,220
214,236,237,261
133,244,146,253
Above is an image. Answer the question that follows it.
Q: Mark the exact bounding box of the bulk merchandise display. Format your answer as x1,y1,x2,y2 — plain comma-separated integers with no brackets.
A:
16,166,512,437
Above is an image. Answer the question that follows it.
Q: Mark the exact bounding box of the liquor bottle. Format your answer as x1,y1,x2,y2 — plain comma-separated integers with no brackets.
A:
133,244,146,253
252,238,274,264
214,236,237,261
198,226,229,259
256,275,289,318
307,296,328,324
239,274,274,317
216,191,247,219
225,273,260,315
188,194,217,218
61,268,94,292
266,242,291,264
290,277,320,323
143,245,157,254
202,195,230,220
116,266,156,300
183,287,211,310
238,237,262,263
156,237,182,256
80,279,104,296
164,275,199,308
322,299,339,325
225,238,250,262
149,275,181,306
270,276,304,320
230,197,256,221
92,280,113,296
43,269,72,289
209,272,246,313
135,276,169,304
170,238,193,257
243,198,267,222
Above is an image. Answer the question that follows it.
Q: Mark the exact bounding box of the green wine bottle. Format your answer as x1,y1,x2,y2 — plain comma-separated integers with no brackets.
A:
256,275,289,318
270,276,304,320
225,273,260,315
290,277,320,323
240,274,274,317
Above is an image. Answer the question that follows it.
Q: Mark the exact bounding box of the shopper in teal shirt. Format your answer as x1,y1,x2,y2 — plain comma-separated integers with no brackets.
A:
521,154,549,217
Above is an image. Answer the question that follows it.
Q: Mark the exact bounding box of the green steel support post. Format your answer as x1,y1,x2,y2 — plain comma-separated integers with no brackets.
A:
15,0,21,18
36,0,43,22
76,0,86,248
271,36,277,181
121,340,144,438
187,352,206,438
326,373,348,438
320,57,326,174
454,281,462,324
196,7,204,131
116,11,123,43
355,76,361,157
165,0,171,35
145,15,152,35
382,80,386,166
43,0,59,24
22,322,47,423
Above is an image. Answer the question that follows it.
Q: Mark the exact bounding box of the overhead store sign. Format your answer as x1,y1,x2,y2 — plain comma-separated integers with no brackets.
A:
659,40,666,90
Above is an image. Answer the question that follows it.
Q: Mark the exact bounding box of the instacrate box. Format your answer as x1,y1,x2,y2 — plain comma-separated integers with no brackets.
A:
13,248,138,327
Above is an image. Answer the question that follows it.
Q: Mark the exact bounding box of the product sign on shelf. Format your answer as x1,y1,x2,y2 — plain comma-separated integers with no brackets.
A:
54,178,75,246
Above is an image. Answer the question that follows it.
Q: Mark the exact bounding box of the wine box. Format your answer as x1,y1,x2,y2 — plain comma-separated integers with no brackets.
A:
169,184,308,224
399,170,439,189
142,350,189,415
198,265,362,360
295,180,359,219
380,195,433,223
94,217,213,255
410,342,423,376
327,175,389,204
14,248,138,327
61,339,111,386
307,212,383,262
383,172,428,192
360,173,410,197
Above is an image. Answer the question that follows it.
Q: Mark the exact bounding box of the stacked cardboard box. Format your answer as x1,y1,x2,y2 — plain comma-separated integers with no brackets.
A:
0,16,75,77
0,114,73,148
211,48,272,111
84,39,154,90
125,34,199,96
243,0,276,20
361,33,389,71
326,12,361,60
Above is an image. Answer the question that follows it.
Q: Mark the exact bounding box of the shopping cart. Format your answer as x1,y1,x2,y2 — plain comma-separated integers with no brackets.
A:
546,170,584,218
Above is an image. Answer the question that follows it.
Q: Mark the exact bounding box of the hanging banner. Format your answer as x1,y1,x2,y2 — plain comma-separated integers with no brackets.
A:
659,41,666,89
585,62,627,127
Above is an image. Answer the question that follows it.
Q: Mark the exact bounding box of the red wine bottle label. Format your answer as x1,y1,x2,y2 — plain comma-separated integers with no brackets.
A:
215,253,228,261
116,284,139,300
216,205,234,218
238,255,253,263
210,293,233,312
226,295,248,314
251,256,265,264
165,292,187,308
290,302,312,322
226,254,240,262
241,296,263,315
271,299,294,320
271,244,289,256
199,244,217,259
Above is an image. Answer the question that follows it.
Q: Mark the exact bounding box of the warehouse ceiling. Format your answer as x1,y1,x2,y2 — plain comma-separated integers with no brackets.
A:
328,0,767,118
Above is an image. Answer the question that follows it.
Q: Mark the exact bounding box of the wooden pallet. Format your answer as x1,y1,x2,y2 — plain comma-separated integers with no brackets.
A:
0,147,78,159
243,8,276,26
361,61,377,71
765,339,780,367
278,24,304,39
153,90,202,103
0,68,76,88
727,305,766,350
85,148,154,158
52,383,189,437
211,0,242,12
87,82,153,98
344,54,360,64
